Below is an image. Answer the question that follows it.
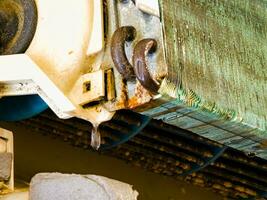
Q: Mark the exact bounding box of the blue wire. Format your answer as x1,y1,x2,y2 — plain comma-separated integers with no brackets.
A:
181,146,228,176
100,115,151,150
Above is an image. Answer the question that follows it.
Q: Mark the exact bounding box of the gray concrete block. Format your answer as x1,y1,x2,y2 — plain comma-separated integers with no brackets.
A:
30,173,138,200
0,153,12,181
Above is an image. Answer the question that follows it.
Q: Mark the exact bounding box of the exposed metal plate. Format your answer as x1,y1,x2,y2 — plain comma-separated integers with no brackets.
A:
102,0,167,111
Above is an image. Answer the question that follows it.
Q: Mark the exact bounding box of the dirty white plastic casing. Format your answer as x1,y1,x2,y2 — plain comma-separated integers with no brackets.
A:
0,0,114,125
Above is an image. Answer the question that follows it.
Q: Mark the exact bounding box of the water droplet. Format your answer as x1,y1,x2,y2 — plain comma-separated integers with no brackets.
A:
91,124,101,150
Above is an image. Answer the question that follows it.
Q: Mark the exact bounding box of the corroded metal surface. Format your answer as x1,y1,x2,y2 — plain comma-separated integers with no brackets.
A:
102,0,166,111
110,26,137,81
132,39,160,94
141,0,267,158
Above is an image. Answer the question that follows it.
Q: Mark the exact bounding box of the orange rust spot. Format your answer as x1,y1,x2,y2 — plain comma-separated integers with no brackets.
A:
128,83,153,109
128,97,139,109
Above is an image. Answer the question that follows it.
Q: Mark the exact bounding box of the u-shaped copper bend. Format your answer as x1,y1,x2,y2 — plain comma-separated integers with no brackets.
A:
111,26,136,81
133,39,160,94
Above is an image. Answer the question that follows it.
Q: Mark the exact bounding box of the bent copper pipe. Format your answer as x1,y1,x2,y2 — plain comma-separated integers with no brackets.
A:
111,26,136,81
133,39,160,94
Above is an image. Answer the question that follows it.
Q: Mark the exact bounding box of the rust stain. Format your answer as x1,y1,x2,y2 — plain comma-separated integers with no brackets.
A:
128,83,153,109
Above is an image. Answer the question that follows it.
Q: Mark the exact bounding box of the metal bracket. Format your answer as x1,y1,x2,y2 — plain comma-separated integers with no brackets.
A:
71,70,106,106
70,69,116,107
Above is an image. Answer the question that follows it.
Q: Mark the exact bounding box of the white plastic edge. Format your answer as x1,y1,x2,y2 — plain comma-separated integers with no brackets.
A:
136,0,160,17
0,54,75,119
87,0,104,55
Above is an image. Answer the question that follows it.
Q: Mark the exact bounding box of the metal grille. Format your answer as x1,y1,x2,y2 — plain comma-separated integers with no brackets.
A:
18,110,267,199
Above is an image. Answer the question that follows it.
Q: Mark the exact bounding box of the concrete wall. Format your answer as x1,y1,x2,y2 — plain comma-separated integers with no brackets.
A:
0,122,221,200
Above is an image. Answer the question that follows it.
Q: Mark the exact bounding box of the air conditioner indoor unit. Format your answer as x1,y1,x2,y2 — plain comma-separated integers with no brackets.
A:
0,0,266,159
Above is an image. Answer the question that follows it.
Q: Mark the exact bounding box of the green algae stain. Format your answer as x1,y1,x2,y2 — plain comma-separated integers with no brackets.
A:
159,0,267,132
159,79,238,123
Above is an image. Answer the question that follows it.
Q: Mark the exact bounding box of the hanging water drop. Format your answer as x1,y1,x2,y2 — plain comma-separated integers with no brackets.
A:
91,124,101,150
